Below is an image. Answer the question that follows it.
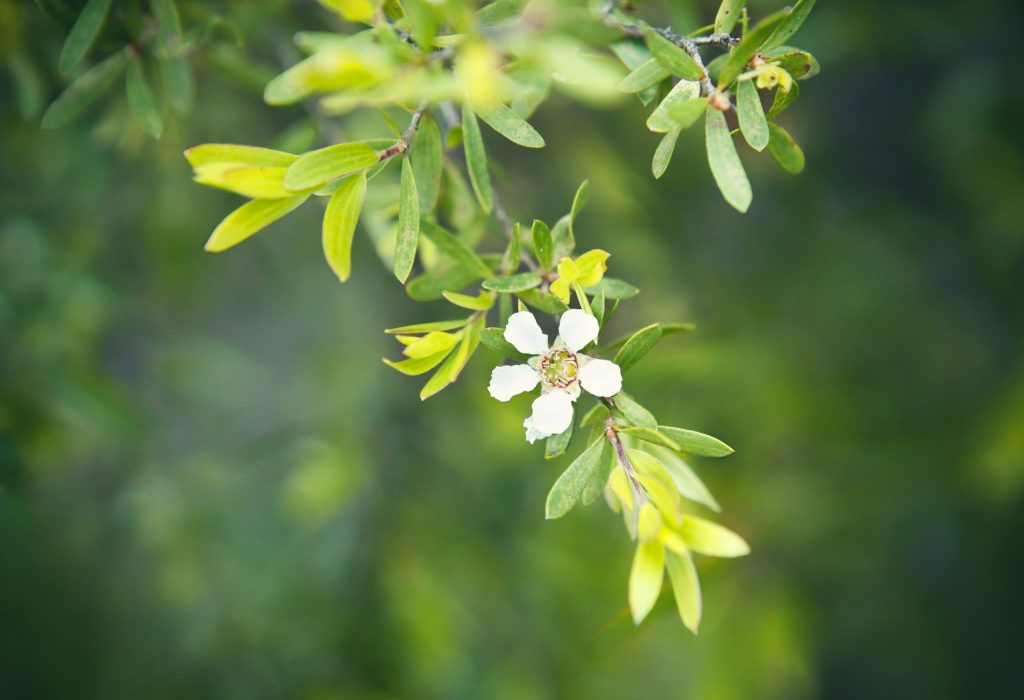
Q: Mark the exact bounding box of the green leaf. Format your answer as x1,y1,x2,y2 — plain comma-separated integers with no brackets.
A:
569,180,589,242
482,271,542,293
479,328,530,361
545,421,574,460
619,426,680,451
322,172,366,282
148,0,182,48
714,0,746,35
705,106,751,212
616,57,670,94
629,541,665,624
515,289,568,315
420,317,482,399
657,426,734,457
204,195,309,252
613,323,663,373
409,111,443,211
614,393,657,430
545,437,608,519
531,219,553,270
462,106,493,213
610,41,660,105
583,277,639,299
383,349,452,376
736,78,768,151
652,129,680,179
192,163,293,199
284,142,379,191
678,516,749,557
419,219,492,278
596,321,694,355
475,102,545,148
766,80,799,119
762,0,817,53
501,221,522,274
394,157,420,283
717,7,793,87
41,50,127,130
386,318,470,334
665,548,702,634
647,444,720,511
59,0,112,76
646,79,705,133
403,331,460,359
641,25,704,81
582,437,615,506
766,122,805,173
159,55,193,115
766,47,820,80
406,267,481,301
184,144,298,168
443,290,494,310
591,288,606,327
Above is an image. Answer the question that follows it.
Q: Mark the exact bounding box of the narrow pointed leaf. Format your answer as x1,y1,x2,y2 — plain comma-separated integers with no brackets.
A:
641,25,704,81
383,349,452,376
762,0,817,53
42,50,127,129
410,111,442,210
613,323,663,373
442,290,494,310
657,426,734,457
419,219,491,278
766,122,805,173
736,78,769,151
616,58,669,94
284,142,379,191
192,164,292,199
159,55,193,115
766,80,799,118
714,0,746,35
394,157,420,282
185,144,297,168
545,437,608,519
420,318,482,399
705,106,751,212
652,129,680,179
515,289,568,315
482,271,542,293
531,219,553,270
618,427,680,451
569,180,589,242
476,102,545,148
204,195,309,252
646,80,704,133
629,541,665,624
385,319,470,334
59,0,113,76
462,106,493,213
322,172,366,281
679,516,750,557
479,328,530,361
717,7,792,86
545,421,574,460
613,392,657,430
665,548,702,633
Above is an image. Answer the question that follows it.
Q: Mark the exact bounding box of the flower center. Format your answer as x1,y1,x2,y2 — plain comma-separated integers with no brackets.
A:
540,348,579,388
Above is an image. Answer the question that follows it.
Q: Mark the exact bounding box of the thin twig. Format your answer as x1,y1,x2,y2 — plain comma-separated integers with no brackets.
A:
603,415,648,508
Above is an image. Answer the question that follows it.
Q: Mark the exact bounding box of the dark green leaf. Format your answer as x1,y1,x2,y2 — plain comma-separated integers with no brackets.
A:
705,106,751,212
584,277,639,299
515,288,568,315
410,111,443,211
545,421,574,460
766,80,799,119
762,0,817,53
475,102,545,148
41,50,127,129
717,7,792,87
531,219,553,270
462,106,493,213
482,271,542,293
126,57,164,138
59,0,112,76
569,180,589,242
657,426,734,457
479,328,530,361
419,219,492,278
591,289,606,327
159,55,193,116
613,323,663,373
501,221,522,274
767,121,805,173
545,437,609,519
736,78,769,151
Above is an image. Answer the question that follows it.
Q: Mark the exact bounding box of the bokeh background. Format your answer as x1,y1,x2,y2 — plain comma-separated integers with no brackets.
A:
2,0,1023,697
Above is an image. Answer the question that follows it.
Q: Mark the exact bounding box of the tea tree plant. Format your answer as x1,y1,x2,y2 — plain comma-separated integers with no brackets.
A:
44,0,819,631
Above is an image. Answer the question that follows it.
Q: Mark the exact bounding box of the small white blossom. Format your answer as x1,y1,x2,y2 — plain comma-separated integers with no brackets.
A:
488,309,623,443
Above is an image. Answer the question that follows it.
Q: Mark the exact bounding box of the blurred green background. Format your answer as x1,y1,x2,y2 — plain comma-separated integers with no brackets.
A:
2,0,1023,698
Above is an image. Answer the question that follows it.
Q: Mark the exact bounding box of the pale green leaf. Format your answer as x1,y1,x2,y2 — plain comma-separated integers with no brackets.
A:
647,444,720,512
403,331,459,359
482,271,542,293
705,106,751,212
583,277,639,299
641,25,704,81
616,58,669,94
394,157,420,283
443,290,495,310
386,319,470,334
383,349,451,376
736,78,769,151
652,129,680,179
184,144,298,168
678,515,750,557
618,426,680,451
204,195,309,252
284,142,379,191
767,122,805,173
409,111,442,211
476,102,545,148
545,420,574,460
420,317,482,399
714,0,746,35
646,79,704,133
515,289,568,315
569,179,588,242
657,425,734,457
629,541,665,624
665,548,702,633
614,392,657,430
322,171,366,281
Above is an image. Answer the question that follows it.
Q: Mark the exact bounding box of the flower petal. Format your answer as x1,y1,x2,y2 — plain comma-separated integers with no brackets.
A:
558,309,599,352
579,357,622,397
504,311,549,355
524,390,574,440
488,364,540,402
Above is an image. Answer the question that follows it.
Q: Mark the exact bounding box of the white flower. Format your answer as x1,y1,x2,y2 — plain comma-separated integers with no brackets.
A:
488,308,623,443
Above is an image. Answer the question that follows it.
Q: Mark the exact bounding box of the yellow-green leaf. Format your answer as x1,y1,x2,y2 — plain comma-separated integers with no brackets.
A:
629,541,665,624
442,290,495,310
284,142,379,191
665,548,702,633
383,349,451,376
657,425,734,457
322,171,367,281
184,144,298,168
394,157,420,283
652,129,680,179
192,164,293,199
679,515,750,557
385,318,470,334
204,195,309,252
403,331,459,359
